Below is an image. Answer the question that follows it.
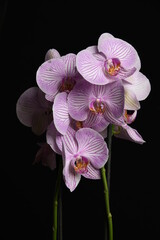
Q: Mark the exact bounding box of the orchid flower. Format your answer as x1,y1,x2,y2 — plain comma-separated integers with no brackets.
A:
76,33,140,85
16,87,53,135
36,53,81,102
46,123,108,191
33,143,57,170
68,79,124,129
62,127,109,191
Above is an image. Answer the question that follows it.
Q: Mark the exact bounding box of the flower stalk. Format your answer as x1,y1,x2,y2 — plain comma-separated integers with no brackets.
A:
53,159,63,240
101,166,113,240
107,124,113,194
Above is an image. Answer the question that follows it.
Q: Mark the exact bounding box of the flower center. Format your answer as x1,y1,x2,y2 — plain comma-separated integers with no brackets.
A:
123,110,137,124
60,77,76,93
104,58,121,76
74,156,89,174
89,99,105,115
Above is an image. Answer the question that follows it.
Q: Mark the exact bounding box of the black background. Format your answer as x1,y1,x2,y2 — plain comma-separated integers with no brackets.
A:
1,1,159,240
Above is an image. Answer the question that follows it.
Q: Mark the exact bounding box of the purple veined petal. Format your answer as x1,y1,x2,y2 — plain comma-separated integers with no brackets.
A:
46,122,62,155
92,117,109,133
61,126,78,158
33,143,57,170
124,86,140,110
62,142,81,192
36,58,65,95
124,71,151,101
104,107,125,126
83,111,109,132
45,48,61,61
68,80,91,121
76,49,110,85
98,37,141,71
61,53,77,77
81,163,101,179
53,92,70,135
102,81,124,118
75,128,108,169
16,87,51,128
114,124,145,144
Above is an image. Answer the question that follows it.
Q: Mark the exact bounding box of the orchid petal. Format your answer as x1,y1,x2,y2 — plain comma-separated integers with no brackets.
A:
68,80,91,121
76,49,110,85
98,36,141,71
103,81,124,118
76,128,108,169
45,48,61,61
114,124,145,144
81,163,101,179
124,87,140,110
62,140,81,192
31,112,51,135
125,71,151,101
36,58,65,95
83,111,108,132
61,126,78,158
63,157,81,192
86,45,98,54
46,122,62,155
53,92,70,135
61,53,77,77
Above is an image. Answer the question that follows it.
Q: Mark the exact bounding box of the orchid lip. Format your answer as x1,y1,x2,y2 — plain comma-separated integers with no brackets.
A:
59,77,76,93
72,156,90,174
89,99,106,115
123,110,137,124
104,58,121,76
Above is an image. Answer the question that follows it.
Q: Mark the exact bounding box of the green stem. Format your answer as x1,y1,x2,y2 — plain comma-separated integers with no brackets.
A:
101,167,113,240
107,124,113,195
53,159,63,240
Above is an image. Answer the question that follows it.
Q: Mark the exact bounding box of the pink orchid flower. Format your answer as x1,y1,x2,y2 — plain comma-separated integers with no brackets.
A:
16,87,52,135
36,53,81,102
68,79,124,129
76,33,140,85
47,123,108,192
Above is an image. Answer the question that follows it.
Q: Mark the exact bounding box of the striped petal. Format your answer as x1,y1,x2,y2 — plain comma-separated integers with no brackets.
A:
114,124,145,144
98,36,141,71
53,92,70,135
82,163,101,179
103,81,124,118
61,53,77,77
76,128,108,169
76,49,110,85
61,126,77,158
63,154,81,192
36,58,65,96
68,80,91,121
